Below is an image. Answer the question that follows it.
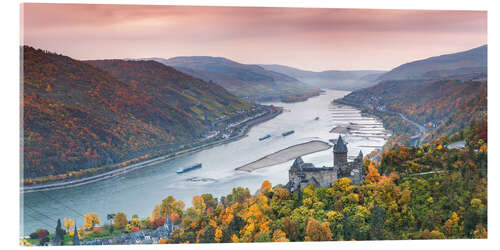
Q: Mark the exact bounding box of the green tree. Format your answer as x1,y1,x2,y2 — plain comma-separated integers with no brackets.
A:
369,204,386,240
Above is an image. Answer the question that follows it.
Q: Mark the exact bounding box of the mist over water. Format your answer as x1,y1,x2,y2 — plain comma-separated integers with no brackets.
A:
21,90,389,235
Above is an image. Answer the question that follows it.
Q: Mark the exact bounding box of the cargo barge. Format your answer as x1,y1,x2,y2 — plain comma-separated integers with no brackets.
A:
259,134,271,141
176,163,202,174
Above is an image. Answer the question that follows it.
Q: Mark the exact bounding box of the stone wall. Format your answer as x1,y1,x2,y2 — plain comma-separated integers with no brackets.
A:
303,168,338,188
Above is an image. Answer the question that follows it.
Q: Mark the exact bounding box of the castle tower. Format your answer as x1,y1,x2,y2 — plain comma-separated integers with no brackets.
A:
333,135,348,167
355,150,363,163
73,224,80,246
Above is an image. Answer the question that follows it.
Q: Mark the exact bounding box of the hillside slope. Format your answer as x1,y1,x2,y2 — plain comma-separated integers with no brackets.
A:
378,45,487,81
23,46,254,179
260,64,385,90
338,45,487,146
145,56,314,100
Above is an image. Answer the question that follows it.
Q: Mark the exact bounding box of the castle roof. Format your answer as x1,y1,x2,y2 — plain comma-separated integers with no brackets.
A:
291,157,305,171
333,135,348,153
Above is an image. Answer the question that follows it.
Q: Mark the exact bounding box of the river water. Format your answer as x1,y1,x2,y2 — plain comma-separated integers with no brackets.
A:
21,90,389,235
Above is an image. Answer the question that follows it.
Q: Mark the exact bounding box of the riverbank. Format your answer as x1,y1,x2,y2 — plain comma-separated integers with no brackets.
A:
235,140,331,172
22,106,283,193
333,98,427,146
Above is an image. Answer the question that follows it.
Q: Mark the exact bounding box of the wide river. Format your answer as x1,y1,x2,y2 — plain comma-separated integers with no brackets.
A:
21,90,389,235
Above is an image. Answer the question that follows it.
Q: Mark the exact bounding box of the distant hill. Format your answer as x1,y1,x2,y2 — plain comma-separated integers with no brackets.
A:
260,64,385,91
338,45,488,145
23,46,254,179
141,56,314,100
378,45,487,81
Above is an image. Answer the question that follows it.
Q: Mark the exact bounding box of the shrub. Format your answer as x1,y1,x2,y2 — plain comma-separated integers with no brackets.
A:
29,231,39,239
36,229,49,239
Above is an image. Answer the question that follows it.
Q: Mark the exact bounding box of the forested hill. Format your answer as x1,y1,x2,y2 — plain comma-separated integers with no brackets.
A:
23,46,254,180
341,77,486,144
339,45,487,145
378,45,487,82
144,56,314,100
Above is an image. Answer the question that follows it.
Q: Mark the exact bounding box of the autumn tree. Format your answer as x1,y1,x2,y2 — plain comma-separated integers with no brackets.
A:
113,212,128,230
83,213,101,230
63,217,74,232
305,217,333,241
260,180,272,195
160,196,185,218
365,160,381,183
272,229,289,242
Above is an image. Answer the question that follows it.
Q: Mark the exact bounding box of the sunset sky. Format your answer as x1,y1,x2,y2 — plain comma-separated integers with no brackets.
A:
21,4,487,71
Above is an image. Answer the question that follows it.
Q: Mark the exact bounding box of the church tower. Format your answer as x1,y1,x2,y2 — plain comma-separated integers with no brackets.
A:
333,135,348,167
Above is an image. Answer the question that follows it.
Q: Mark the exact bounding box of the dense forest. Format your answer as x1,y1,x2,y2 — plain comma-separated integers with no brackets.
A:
160,120,486,242
32,120,484,245
22,46,255,181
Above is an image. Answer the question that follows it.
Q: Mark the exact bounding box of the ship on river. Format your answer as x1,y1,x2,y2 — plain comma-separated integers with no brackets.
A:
176,163,202,174
259,134,271,141
282,130,295,136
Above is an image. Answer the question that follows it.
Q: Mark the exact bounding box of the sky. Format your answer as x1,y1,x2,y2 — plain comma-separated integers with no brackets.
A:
21,4,487,71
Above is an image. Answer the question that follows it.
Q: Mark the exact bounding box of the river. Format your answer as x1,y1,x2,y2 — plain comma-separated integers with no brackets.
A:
21,89,389,235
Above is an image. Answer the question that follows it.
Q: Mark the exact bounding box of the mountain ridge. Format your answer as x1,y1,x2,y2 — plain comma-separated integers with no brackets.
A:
135,56,315,100
378,45,487,81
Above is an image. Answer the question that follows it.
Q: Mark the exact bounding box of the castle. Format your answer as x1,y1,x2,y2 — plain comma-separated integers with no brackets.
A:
286,135,364,192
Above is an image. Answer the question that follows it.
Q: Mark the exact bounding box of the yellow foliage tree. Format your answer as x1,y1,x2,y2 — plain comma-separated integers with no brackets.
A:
83,213,101,230
479,144,487,153
473,224,487,239
332,177,352,192
231,234,239,243
304,217,333,241
365,161,381,183
68,229,81,239
272,229,289,242
260,180,272,193
113,212,128,230
64,217,75,231
152,205,161,219
214,227,223,243
192,196,206,216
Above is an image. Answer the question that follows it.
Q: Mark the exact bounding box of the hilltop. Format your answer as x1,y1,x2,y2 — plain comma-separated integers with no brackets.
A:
142,56,315,101
378,45,487,82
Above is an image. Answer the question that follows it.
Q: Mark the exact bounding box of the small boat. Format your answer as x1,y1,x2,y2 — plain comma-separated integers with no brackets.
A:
176,163,202,174
314,117,320,120
282,130,295,136
259,134,271,141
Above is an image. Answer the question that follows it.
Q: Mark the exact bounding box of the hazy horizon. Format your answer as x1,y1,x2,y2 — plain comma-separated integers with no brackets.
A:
21,4,487,71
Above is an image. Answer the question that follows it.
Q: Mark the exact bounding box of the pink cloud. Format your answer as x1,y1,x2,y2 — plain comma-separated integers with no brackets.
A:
21,4,487,71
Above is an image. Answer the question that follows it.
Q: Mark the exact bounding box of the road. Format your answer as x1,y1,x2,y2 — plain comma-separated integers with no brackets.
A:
397,113,426,146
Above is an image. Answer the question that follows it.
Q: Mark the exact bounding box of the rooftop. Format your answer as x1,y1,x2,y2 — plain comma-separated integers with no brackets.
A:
333,135,348,153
